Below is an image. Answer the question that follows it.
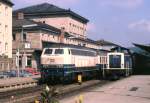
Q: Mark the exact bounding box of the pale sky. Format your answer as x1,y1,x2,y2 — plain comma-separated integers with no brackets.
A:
12,0,150,47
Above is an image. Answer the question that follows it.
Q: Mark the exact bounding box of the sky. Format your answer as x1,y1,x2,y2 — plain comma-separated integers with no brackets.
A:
12,0,150,47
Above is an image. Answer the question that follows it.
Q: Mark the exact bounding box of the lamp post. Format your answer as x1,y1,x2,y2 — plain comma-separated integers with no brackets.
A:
16,24,37,77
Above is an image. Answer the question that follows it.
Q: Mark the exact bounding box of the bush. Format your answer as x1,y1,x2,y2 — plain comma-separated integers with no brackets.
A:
41,85,59,103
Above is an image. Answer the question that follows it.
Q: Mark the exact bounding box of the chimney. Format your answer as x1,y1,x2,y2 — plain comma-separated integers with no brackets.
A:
17,12,24,20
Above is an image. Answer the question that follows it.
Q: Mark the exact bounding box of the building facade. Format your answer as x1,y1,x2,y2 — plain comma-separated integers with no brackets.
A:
0,0,13,58
12,17,99,69
12,18,61,69
0,0,13,71
13,3,89,39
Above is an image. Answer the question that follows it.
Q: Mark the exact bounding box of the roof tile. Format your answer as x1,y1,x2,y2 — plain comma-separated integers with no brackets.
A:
13,3,89,23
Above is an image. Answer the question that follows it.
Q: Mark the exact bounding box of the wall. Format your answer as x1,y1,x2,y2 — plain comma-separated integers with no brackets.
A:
13,32,42,50
0,57,13,72
0,2,12,58
33,16,87,39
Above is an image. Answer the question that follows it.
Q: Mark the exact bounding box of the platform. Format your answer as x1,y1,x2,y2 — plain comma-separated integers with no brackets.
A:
0,75,40,92
60,75,150,103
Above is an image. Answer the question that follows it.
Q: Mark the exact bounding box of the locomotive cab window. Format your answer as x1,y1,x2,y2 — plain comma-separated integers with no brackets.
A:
44,49,53,55
68,49,71,55
55,49,64,54
109,55,121,68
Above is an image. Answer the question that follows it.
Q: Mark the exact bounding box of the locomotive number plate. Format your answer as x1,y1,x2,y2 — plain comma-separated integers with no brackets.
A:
50,59,55,62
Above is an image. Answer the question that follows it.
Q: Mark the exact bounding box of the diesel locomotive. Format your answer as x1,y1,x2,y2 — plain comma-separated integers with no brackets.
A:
40,45,133,83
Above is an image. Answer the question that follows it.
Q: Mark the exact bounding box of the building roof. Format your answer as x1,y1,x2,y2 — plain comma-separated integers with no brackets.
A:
12,18,98,46
86,38,99,45
133,43,150,53
130,46,150,57
13,3,89,23
96,39,118,46
13,18,61,34
0,0,14,6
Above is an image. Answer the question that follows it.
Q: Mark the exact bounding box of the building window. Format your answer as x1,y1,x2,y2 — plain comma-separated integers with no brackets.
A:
18,13,24,20
27,56,32,67
5,25,8,33
19,58,22,67
12,33,16,40
0,23,1,33
5,42,8,52
23,32,27,41
0,42,2,54
5,6,8,16
0,4,2,14
70,23,72,26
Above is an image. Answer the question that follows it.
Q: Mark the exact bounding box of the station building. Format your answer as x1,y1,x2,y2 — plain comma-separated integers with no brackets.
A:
0,0,13,71
13,3,89,39
12,3,99,69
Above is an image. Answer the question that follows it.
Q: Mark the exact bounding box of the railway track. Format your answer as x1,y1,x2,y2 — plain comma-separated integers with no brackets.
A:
0,80,110,103
0,85,44,103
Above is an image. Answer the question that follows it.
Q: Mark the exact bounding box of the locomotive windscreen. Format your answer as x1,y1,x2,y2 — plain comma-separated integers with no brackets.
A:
109,55,121,68
44,49,53,54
